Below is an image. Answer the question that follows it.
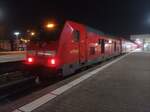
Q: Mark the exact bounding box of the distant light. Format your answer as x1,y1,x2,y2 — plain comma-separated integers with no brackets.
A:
135,39,142,44
30,32,35,36
95,43,98,46
136,38,140,41
108,40,112,44
144,43,148,48
14,32,20,36
105,44,109,47
126,44,131,48
20,38,30,43
24,40,28,43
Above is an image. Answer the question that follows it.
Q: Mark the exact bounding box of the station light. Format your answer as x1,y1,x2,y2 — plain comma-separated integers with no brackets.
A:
105,44,109,47
135,39,142,45
108,40,112,44
144,43,148,48
46,23,55,29
14,32,20,36
126,44,131,48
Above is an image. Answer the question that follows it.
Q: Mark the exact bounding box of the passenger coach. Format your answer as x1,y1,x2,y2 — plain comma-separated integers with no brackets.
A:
25,20,136,77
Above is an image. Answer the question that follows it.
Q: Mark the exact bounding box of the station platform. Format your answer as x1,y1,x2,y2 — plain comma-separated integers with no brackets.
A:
11,52,150,112
0,51,25,63
0,51,25,55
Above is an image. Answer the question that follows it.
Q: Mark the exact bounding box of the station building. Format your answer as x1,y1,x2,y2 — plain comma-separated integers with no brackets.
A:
130,34,150,51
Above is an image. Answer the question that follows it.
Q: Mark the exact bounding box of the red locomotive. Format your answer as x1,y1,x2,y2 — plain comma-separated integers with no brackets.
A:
25,20,137,77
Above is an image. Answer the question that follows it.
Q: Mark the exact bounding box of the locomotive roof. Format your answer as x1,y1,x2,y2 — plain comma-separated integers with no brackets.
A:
70,20,123,40
86,26,105,35
85,26,120,40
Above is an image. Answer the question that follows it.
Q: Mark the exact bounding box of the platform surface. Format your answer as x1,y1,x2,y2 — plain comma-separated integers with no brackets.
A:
32,52,150,112
0,52,25,63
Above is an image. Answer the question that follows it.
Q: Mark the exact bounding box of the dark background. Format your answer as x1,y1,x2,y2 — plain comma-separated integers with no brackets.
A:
0,0,150,38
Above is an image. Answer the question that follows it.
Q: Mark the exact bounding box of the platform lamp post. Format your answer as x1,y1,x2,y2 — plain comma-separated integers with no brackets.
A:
14,32,20,51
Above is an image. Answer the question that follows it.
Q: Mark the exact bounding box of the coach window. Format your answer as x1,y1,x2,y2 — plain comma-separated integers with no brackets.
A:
90,47,95,55
114,42,117,52
98,39,101,45
101,39,105,53
73,30,80,42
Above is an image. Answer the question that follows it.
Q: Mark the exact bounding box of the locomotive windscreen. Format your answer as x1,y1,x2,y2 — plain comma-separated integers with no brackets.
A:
31,24,64,42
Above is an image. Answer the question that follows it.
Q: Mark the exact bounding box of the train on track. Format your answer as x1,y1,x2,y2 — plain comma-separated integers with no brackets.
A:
24,20,137,77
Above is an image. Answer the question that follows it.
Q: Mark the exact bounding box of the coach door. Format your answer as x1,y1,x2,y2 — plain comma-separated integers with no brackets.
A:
114,41,117,52
101,39,105,54
72,28,86,64
72,30,80,63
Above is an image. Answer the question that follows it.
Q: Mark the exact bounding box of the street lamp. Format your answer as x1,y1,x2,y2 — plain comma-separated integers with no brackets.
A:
46,23,55,29
14,32,20,37
13,32,20,51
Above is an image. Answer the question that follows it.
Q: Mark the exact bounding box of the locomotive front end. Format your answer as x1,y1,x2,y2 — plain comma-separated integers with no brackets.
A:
24,22,63,76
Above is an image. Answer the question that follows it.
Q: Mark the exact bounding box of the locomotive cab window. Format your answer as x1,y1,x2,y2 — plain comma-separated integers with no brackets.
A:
73,30,80,42
30,23,64,42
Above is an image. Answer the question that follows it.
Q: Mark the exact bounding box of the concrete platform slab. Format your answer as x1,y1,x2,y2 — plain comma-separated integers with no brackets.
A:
32,52,150,112
0,54,25,63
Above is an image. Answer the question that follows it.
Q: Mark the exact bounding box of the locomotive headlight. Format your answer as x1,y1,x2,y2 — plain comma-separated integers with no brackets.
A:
48,58,57,67
50,59,56,65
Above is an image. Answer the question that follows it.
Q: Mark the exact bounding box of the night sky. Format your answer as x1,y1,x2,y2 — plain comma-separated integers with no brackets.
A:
1,0,150,37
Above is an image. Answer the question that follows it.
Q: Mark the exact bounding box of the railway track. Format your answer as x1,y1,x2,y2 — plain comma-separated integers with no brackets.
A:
0,61,24,75
0,71,62,104
0,54,122,104
0,61,33,101
0,71,35,101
